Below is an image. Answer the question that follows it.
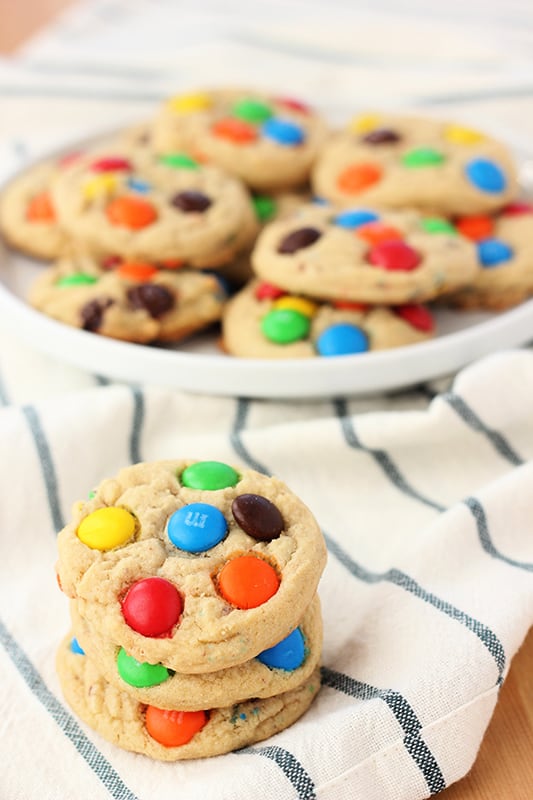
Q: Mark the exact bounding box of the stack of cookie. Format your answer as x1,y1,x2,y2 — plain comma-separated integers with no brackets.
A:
1,88,532,356
55,459,327,760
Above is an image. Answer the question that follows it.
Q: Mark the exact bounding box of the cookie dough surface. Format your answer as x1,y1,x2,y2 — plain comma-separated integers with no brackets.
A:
51,147,258,266
152,88,328,192
312,112,519,216
441,203,533,309
29,255,225,343
251,204,479,304
57,633,321,761
57,460,327,673
223,280,435,358
71,595,322,710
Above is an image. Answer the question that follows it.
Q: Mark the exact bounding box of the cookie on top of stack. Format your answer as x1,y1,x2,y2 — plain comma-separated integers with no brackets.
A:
55,459,326,760
0,91,531,355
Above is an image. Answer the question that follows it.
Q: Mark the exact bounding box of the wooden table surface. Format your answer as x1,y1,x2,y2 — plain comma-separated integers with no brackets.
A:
0,2,532,798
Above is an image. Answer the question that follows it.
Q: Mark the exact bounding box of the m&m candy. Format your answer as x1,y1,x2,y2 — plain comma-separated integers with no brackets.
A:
77,507,136,551
122,577,182,637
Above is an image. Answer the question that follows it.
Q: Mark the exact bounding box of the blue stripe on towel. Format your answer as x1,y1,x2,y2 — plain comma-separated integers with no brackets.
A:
443,393,523,466
334,398,446,512
321,667,446,794
464,497,533,572
21,405,65,532
0,618,139,800
129,387,144,465
238,745,317,800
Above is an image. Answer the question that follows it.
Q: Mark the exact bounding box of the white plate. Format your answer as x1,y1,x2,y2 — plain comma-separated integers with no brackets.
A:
2,137,533,399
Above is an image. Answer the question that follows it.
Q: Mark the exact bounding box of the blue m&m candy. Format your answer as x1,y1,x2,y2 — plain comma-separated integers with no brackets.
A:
70,637,85,655
127,177,151,194
257,627,306,671
477,238,513,267
262,118,305,146
316,323,369,356
167,503,227,552
333,209,379,229
465,159,506,193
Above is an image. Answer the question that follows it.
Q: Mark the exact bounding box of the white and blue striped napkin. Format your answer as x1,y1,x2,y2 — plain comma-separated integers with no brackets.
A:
1,3,533,798
0,349,532,800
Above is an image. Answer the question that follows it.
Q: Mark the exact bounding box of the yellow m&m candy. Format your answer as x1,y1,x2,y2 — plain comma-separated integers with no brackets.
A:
83,174,119,200
350,113,382,134
77,507,136,551
168,93,212,114
445,124,485,145
273,296,318,318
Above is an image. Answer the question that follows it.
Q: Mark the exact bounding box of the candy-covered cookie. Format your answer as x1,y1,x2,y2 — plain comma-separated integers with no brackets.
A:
57,633,321,761
441,202,533,309
152,89,328,192
222,280,435,358
51,148,258,266
57,460,327,674
70,595,322,710
251,204,479,304
312,112,518,216
0,159,73,259
29,255,226,343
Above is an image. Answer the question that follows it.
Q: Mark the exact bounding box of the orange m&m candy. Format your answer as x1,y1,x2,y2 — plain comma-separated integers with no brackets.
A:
355,222,403,245
217,555,280,609
145,707,208,747
456,215,494,241
211,118,258,144
337,162,382,194
332,299,369,312
106,196,157,229
26,192,56,223
116,262,158,281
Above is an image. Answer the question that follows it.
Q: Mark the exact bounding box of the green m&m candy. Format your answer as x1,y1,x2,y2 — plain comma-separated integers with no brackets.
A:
261,309,310,345
159,153,199,170
56,273,98,288
420,218,457,235
180,460,240,490
402,148,445,168
117,647,171,688
232,98,273,125
252,194,277,223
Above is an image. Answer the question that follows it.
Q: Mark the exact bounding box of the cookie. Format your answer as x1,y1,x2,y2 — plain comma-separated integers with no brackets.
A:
56,460,327,673
0,159,73,260
440,202,533,309
151,89,328,192
70,594,322,710
251,203,479,304
312,112,519,216
51,148,258,266
57,633,321,761
222,280,435,358
29,255,226,344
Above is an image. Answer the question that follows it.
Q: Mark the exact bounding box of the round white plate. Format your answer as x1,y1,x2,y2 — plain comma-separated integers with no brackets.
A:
2,134,533,399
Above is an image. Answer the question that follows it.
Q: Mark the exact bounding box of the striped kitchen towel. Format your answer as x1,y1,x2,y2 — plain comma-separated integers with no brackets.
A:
0,348,532,800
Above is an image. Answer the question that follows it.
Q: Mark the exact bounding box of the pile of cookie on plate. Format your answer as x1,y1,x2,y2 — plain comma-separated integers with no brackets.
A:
55,459,327,759
1,87,532,359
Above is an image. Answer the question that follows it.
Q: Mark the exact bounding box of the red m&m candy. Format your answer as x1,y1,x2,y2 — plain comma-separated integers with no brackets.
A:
394,304,435,332
121,577,182,637
90,157,133,173
367,240,421,271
